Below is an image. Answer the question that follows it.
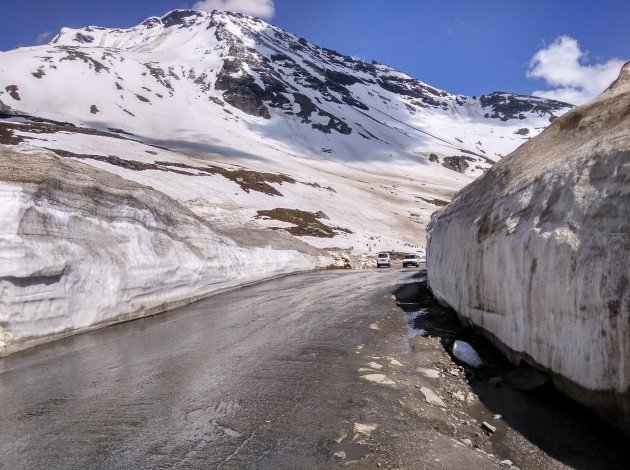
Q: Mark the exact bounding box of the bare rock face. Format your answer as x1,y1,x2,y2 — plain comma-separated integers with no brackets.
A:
426,63,630,433
0,98,16,114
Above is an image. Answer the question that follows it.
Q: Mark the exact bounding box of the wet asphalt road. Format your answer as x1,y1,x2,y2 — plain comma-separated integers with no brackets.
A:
0,269,415,469
4,268,629,470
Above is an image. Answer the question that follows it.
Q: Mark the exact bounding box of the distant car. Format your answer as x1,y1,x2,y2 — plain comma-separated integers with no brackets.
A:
402,253,420,268
376,252,391,268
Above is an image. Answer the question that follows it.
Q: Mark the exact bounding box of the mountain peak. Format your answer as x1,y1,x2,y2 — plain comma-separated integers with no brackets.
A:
603,61,630,95
1,10,572,173
160,9,206,28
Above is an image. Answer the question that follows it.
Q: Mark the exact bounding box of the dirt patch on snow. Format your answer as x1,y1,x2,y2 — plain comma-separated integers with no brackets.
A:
0,119,129,143
255,208,352,238
159,161,295,196
442,155,474,173
0,115,297,196
4,85,20,101
37,147,295,196
0,123,25,145
415,195,450,206
301,181,336,192
46,148,196,174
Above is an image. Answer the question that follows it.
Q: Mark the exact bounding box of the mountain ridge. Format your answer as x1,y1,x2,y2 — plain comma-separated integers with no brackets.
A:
1,8,571,175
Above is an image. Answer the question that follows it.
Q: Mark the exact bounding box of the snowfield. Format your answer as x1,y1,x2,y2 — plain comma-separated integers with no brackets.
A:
427,63,630,433
0,9,571,353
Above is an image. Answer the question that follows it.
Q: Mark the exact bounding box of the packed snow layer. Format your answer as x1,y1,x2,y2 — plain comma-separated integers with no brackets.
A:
426,63,630,432
0,145,332,355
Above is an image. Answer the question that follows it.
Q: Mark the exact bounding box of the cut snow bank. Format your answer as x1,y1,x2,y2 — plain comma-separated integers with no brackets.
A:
426,63,630,433
0,146,332,355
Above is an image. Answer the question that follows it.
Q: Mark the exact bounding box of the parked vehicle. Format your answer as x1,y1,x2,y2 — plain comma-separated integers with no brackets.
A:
376,252,391,268
402,253,420,268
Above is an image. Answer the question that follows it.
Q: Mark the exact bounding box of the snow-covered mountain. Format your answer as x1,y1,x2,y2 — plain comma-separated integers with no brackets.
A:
0,9,572,353
0,9,570,173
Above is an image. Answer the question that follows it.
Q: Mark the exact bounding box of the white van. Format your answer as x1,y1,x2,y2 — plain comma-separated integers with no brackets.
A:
402,253,420,268
376,252,391,268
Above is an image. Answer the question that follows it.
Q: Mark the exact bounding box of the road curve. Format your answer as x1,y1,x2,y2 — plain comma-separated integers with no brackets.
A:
0,269,422,469
2,268,628,470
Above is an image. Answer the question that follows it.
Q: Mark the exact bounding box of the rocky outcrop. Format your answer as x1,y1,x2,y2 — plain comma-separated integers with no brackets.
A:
479,92,569,122
0,145,331,355
442,156,472,174
426,63,630,433
0,99,11,114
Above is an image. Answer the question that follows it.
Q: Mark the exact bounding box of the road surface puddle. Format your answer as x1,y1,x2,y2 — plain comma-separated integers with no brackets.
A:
331,422,377,461
331,439,371,461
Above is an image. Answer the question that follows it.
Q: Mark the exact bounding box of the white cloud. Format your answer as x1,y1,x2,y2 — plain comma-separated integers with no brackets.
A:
527,35,625,105
192,0,275,18
35,31,52,45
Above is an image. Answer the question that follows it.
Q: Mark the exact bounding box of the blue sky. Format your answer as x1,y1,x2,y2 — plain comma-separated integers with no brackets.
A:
0,0,627,102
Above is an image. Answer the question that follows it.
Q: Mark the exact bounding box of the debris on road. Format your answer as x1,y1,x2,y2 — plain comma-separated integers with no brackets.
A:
354,422,378,438
416,367,440,379
361,373,395,386
482,421,497,434
420,387,446,407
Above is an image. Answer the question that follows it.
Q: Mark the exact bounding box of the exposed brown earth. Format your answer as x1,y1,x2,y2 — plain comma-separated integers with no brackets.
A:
4,85,20,101
0,119,129,144
255,208,353,237
414,196,450,207
0,118,297,196
159,161,296,196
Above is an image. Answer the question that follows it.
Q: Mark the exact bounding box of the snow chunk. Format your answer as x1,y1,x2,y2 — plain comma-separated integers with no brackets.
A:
452,341,483,368
353,422,377,437
416,367,440,379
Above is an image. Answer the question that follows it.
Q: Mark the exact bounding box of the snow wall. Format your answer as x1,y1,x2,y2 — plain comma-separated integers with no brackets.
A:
0,146,332,355
426,63,630,434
